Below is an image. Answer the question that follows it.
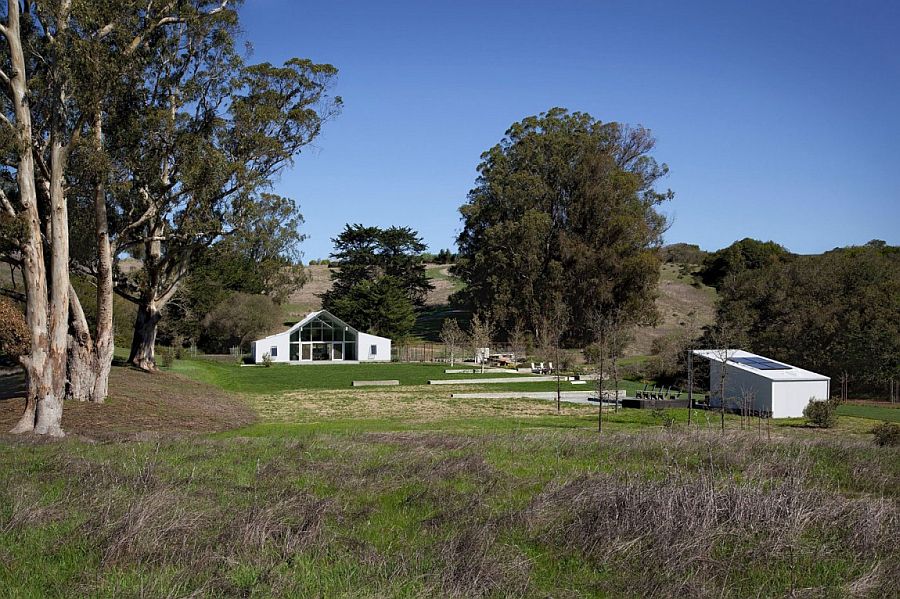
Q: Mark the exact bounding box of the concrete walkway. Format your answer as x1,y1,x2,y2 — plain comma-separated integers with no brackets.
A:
450,391,621,405
430,374,605,385
450,389,626,404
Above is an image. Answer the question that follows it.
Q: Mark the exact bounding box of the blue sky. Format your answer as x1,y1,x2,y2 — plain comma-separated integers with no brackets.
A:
239,0,899,260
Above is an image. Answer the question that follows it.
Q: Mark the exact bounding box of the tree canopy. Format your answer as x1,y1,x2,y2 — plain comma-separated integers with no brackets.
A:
698,238,791,289
100,5,340,369
453,108,671,342
321,224,431,339
711,241,900,390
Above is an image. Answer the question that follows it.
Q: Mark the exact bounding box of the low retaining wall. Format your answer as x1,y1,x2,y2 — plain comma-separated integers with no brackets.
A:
351,380,400,387
621,398,690,409
429,376,558,385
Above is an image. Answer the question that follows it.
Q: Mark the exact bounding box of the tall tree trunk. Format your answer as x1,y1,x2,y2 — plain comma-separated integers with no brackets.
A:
66,114,115,402
6,2,67,436
128,302,161,371
33,122,72,436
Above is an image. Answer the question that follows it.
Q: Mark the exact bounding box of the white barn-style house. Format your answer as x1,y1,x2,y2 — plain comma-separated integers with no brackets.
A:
692,349,830,418
252,310,391,364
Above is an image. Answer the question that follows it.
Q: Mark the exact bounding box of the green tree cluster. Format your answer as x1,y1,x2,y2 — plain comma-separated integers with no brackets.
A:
322,224,432,339
453,108,671,343
712,241,900,391
698,238,791,289
660,243,707,264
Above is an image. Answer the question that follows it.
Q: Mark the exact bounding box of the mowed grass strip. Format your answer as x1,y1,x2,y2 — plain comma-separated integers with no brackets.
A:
171,358,537,393
837,403,900,423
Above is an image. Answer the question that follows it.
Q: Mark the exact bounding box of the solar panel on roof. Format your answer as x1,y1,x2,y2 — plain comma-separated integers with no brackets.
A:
730,357,791,370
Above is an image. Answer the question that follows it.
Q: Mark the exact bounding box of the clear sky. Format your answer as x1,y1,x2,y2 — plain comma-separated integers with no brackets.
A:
239,0,899,260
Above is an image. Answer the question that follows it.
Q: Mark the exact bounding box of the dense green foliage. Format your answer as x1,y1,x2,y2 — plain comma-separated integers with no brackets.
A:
803,399,838,428
200,293,283,353
712,241,900,391
660,243,708,264
322,225,432,339
698,238,791,289
159,193,307,351
325,275,416,340
453,108,671,342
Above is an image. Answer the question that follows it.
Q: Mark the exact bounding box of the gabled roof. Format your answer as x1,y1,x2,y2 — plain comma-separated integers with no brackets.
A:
287,309,354,334
255,310,390,342
692,349,829,382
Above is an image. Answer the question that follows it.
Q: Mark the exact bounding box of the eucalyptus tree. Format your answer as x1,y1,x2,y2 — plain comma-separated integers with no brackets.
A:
65,1,240,398
102,5,340,370
0,0,85,435
454,108,671,343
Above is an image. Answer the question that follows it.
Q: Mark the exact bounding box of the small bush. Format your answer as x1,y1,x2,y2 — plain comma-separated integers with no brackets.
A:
261,352,273,368
872,422,900,447
157,346,175,368
0,296,30,366
803,398,837,428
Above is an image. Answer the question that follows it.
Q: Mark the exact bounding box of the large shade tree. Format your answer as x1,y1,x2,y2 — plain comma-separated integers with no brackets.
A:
103,5,340,370
453,108,672,342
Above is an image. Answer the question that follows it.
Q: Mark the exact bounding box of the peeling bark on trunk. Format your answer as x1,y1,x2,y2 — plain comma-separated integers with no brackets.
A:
67,284,113,403
6,1,68,436
128,302,161,372
66,115,115,402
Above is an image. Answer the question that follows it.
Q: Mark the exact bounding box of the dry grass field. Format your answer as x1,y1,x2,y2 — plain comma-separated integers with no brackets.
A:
1,361,898,597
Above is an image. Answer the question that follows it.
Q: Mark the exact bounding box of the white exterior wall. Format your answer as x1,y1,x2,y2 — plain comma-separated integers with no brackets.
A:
358,332,391,362
708,361,773,414
253,333,291,363
771,380,830,418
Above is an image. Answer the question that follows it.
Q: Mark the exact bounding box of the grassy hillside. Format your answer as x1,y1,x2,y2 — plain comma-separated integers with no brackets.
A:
286,261,718,348
629,262,718,355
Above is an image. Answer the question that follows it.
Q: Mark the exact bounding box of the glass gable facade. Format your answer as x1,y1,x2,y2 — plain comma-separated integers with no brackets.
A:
289,313,357,362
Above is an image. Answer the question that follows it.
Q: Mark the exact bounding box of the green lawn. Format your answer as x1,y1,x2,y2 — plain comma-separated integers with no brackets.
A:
170,358,544,393
837,403,900,423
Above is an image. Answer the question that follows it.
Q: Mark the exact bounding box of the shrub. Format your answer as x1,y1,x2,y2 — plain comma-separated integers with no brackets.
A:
0,296,29,366
872,422,900,447
157,346,175,368
803,398,837,428
203,293,282,354
261,352,273,368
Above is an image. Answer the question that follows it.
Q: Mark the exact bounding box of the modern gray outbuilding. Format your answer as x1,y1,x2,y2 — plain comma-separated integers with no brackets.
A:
251,310,391,364
692,350,830,418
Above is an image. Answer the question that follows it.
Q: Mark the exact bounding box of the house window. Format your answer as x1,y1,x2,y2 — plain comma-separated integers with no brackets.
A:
270,346,278,357
370,344,377,356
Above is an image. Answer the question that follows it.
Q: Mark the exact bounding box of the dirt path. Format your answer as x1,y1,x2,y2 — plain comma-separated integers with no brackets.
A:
0,366,256,441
